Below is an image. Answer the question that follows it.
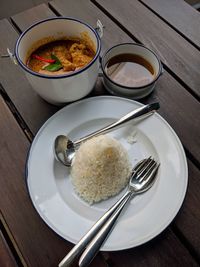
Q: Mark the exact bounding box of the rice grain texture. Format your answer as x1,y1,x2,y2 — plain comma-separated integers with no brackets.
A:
71,135,131,204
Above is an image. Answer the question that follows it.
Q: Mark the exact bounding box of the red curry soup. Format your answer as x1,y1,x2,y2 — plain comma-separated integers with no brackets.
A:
26,37,96,75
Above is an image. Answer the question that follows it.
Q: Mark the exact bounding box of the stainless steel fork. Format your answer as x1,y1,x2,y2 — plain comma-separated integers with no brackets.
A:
59,157,159,267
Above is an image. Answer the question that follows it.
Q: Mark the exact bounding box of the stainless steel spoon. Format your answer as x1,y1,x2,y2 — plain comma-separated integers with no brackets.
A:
54,102,159,166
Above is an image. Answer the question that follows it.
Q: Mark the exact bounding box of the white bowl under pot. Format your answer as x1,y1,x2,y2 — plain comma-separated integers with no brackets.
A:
14,17,102,105
101,43,163,99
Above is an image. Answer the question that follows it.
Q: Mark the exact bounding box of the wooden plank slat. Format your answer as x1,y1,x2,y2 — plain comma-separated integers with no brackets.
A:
95,0,200,98
103,228,199,267
11,3,56,32
0,95,107,267
174,159,200,259
0,231,18,267
140,0,200,49
185,0,200,5
0,0,49,20
0,18,58,135
50,0,200,164
145,72,200,162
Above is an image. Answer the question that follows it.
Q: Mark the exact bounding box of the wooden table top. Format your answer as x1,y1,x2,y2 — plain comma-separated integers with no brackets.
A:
0,0,200,266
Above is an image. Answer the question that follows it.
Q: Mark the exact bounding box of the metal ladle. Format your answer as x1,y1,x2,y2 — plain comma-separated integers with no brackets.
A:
54,102,160,167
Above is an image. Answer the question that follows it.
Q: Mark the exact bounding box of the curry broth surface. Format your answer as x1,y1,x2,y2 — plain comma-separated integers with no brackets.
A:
26,36,96,75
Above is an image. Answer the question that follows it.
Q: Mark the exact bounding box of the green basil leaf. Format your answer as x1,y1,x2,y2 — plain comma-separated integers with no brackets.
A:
51,54,62,64
44,63,63,72
44,54,63,72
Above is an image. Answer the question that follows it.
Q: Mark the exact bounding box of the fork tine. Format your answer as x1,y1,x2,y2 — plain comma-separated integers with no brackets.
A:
130,157,150,176
133,157,152,176
141,163,160,186
136,158,155,180
139,160,157,182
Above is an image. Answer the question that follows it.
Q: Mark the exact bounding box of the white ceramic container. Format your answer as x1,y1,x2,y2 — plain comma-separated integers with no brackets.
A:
101,43,163,99
14,17,101,105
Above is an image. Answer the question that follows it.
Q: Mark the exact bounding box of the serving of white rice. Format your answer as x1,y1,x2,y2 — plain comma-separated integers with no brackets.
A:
71,135,131,204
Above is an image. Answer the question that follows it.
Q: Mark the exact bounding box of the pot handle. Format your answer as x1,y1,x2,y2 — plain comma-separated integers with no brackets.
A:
95,20,104,38
160,63,164,76
98,56,103,77
1,48,18,65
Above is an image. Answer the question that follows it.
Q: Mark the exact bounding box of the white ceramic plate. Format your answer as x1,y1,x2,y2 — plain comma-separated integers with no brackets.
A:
26,96,188,251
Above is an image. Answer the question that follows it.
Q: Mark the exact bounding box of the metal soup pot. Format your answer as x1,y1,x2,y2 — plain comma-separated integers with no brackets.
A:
14,17,102,105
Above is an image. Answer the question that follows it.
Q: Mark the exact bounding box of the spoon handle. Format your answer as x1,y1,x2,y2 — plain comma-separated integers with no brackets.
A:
74,102,159,146
58,190,131,267
79,192,134,267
